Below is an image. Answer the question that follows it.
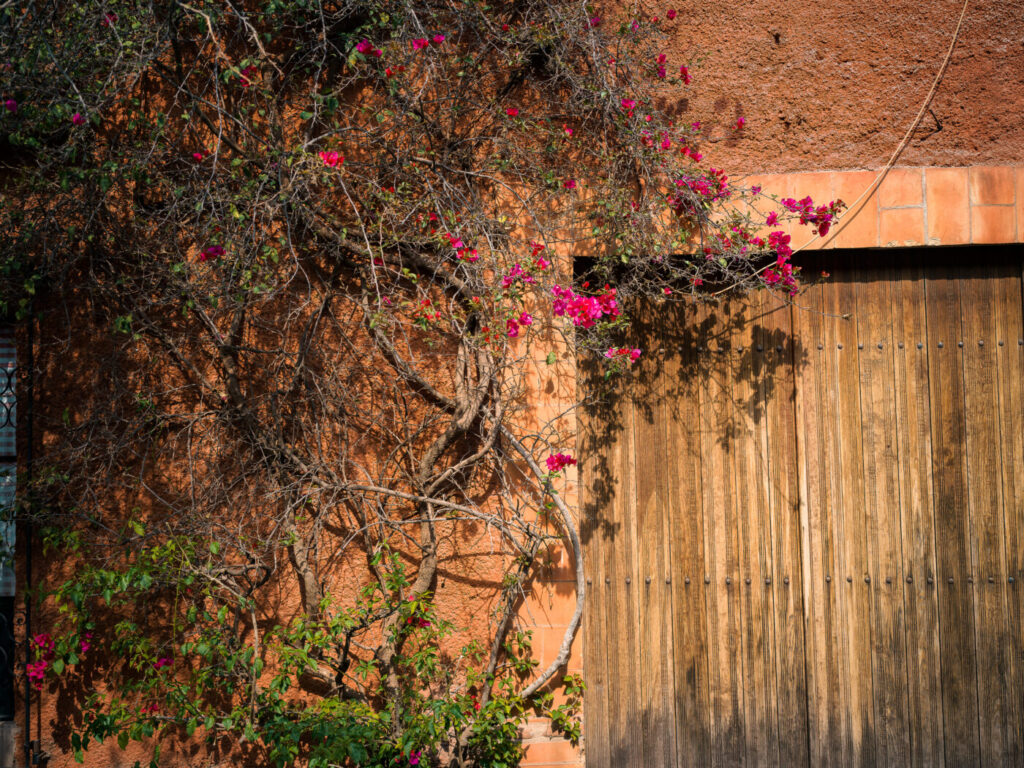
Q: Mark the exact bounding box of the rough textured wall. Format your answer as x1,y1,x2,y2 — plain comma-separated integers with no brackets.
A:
663,0,1024,172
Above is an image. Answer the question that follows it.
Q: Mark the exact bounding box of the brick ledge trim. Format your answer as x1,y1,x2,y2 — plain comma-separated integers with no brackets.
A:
742,165,1023,250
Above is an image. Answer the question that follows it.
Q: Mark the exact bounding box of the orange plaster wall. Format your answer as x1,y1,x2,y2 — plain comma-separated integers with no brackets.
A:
666,0,1024,174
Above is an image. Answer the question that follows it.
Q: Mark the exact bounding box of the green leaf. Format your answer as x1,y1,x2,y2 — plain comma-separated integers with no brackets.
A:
545,351,557,365
209,541,221,555
117,731,129,750
300,111,313,120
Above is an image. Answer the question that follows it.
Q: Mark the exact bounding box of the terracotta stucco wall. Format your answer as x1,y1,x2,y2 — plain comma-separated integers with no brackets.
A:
672,0,1024,173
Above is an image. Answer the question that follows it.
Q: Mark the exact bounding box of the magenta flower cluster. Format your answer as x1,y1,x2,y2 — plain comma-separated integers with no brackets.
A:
506,312,533,338
550,285,620,328
546,453,577,473
199,245,224,262
604,347,642,363
501,263,535,290
26,634,55,691
356,39,383,57
780,196,844,237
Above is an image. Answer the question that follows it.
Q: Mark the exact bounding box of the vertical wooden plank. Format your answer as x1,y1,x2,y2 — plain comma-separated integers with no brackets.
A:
665,301,712,768
855,269,911,766
890,262,945,768
597,359,644,767
579,359,611,768
697,300,744,767
760,292,809,768
632,307,677,768
821,268,875,767
792,282,844,767
994,258,1024,768
924,268,981,767
958,267,1010,765
620,364,645,768
731,295,779,768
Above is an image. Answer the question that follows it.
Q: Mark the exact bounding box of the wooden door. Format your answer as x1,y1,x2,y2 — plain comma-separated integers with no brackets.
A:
580,246,1024,767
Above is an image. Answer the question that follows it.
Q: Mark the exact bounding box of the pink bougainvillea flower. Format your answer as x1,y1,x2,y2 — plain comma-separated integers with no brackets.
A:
546,453,577,473
412,38,429,50
518,312,533,326
656,53,668,79
735,116,746,130
199,245,225,262
767,230,792,258
432,34,446,44
505,107,519,117
620,98,636,110
3,99,16,113
563,178,577,190
663,287,672,295
318,150,343,167
501,263,535,289
751,185,762,195
587,16,601,27
667,9,677,19
238,65,259,87
71,112,85,126
26,634,54,690
679,65,691,85
192,151,206,161
562,123,573,137
102,12,117,26
778,195,844,236
153,657,172,670
766,211,779,226
143,702,159,714
550,284,620,328
409,751,421,766
604,347,642,363
506,318,520,338
355,39,382,57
